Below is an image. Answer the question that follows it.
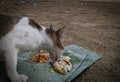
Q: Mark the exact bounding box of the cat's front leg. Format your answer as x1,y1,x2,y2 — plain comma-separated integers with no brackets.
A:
4,48,28,82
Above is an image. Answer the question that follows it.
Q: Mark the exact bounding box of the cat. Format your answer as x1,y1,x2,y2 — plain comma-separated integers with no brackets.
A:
0,14,65,82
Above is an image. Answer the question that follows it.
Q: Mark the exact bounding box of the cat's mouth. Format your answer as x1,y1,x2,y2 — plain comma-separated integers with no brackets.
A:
53,54,62,61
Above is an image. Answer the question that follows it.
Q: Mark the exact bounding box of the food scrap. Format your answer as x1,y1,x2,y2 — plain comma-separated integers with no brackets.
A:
52,56,72,75
28,50,50,63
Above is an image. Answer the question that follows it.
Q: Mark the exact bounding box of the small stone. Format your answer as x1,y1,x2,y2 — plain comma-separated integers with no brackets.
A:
33,3,37,6
1,1,5,4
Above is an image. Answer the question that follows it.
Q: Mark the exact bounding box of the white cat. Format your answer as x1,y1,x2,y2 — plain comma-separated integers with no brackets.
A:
0,15,65,82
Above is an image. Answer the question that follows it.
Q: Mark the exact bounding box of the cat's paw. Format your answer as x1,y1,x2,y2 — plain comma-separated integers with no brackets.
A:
12,74,28,82
19,74,28,82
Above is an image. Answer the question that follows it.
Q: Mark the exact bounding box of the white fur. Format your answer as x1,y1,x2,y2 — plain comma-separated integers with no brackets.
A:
0,17,54,82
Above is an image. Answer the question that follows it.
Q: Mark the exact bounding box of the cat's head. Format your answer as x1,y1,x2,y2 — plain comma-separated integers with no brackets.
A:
45,25,65,61
29,19,65,61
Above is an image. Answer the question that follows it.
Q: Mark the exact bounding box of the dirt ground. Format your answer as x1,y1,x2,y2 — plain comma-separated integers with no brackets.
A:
0,0,120,82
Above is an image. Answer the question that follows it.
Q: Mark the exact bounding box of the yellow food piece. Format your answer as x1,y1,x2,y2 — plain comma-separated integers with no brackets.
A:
54,66,66,75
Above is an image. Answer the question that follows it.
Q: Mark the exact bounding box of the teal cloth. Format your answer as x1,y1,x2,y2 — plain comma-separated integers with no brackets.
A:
18,45,101,82
0,45,101,82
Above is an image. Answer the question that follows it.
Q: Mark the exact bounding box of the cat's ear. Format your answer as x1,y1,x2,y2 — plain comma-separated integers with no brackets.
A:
46,24,55,34
49,24,54,31
55,26,65,38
